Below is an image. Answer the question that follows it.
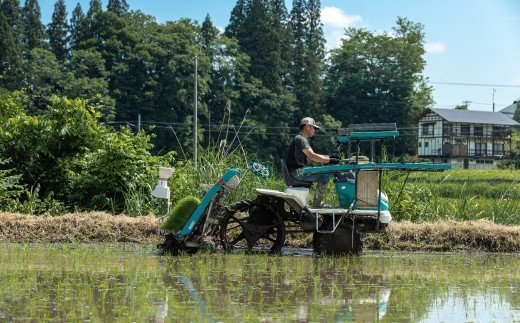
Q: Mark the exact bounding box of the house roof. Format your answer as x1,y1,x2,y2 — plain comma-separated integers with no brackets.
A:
427,108,519,126
499,102,518,116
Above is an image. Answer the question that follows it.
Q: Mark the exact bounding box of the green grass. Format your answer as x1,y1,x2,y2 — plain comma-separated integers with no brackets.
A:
408,169,520,182
384,170,520,225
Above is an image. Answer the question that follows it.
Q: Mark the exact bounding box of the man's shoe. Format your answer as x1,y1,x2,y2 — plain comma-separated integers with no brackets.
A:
312,202,332,208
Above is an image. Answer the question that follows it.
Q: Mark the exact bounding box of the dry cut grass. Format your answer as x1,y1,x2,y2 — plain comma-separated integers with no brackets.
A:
365,220,520,252
0,212,159,244
1,213,519,252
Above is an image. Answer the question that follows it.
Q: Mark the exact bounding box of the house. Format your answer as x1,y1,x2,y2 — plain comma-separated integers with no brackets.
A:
417,108,519,169
499,101,518,119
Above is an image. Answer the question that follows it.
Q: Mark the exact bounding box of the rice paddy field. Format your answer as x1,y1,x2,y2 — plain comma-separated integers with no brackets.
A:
0,244,518,322
381,169,520,225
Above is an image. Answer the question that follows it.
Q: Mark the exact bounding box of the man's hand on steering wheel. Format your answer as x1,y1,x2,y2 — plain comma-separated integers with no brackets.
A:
328,156,341,165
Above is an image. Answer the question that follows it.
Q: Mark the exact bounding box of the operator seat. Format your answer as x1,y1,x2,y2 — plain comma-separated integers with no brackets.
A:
281,159,312,188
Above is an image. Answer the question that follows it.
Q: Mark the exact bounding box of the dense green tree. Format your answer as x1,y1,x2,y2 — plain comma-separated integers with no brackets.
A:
69,3,85,49
86,0,102,17
23,48,65,108
324,18,432,155
289,0,326,119
64,49,115,120
268,0,292,87
47,0,69,61
107,0,129,16
513,101,520,123
0,93,172,212
225,0,297,157
225,0,248,39
289,0,308,120
0,0,23,89
201,14,219,59
21,0,46,53
302,0,325,115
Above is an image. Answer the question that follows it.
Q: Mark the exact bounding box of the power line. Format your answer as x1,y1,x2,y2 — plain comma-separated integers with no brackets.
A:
430,81,520,88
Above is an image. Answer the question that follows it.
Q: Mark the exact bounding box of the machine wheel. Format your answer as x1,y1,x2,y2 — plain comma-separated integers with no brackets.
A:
313,222,363,255
220,199,285,254
157,233,198,255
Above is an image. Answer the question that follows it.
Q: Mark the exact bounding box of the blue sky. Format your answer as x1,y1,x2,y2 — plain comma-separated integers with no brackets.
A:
39,0,520,112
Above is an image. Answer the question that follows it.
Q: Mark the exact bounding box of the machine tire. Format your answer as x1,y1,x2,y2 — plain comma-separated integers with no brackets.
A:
220,199,285,254
313,222,362,255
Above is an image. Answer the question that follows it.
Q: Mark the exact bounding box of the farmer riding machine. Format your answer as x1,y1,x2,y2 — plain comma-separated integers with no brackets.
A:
153,123,450,255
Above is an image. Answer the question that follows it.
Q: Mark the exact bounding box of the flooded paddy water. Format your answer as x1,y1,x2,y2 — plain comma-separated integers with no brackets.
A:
0,244,518,322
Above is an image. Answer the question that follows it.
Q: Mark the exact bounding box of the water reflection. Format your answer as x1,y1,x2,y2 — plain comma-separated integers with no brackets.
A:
0,244,518,321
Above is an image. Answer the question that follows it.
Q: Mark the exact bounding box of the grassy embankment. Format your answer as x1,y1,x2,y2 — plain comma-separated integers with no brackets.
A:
1,211,519,252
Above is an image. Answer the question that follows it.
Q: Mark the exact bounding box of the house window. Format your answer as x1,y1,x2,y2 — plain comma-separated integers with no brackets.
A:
474,126,483,137
425,142,429,148
418,142,422,148
460,124,470,136
492,126,506,137
422,123,434,136
443,124,453,136
475,142,487,156
494,143,504,155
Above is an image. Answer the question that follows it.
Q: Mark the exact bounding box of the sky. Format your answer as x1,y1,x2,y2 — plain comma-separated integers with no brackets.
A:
39,0,520,112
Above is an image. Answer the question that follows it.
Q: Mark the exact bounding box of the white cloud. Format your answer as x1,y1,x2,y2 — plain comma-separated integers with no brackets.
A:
321,7,362,50
424,42,446,54
321,7,362,29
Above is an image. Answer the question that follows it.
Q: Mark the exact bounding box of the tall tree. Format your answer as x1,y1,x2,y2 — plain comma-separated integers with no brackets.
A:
201,14,219,60
69,3,85,49
47,0,69,61
302,0,325,115
289,0,308,118
269,0,292,88
107,0,129,16
0,0,23,89
86,0,102,18
22,0,46,53
225,0,247,39
324,18,432,155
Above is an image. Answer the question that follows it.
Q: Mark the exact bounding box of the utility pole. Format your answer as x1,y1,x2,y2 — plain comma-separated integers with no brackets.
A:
193,55,198,169
137,114,141,132
492,88,496,112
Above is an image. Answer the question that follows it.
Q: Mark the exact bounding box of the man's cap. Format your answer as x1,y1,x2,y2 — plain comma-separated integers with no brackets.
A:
300,117,321,129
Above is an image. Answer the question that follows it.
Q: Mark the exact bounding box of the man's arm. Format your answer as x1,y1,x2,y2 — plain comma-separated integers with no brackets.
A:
302,147,332,163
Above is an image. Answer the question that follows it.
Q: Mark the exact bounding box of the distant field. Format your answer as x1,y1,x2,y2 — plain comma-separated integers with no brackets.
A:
407,169,520,182
383,169,520,225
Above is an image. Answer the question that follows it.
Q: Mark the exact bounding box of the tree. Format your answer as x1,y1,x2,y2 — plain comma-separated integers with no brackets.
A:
22,0,46,54
302,0,325,115
87,0,102,17
23,48,65,108
201,14,219,59
107,0,129,16
513,101,520,123
47,0,69,61
0,0,23,89
69,2,85,49
64,49,115,120
225,0,247,39
324,18,432,155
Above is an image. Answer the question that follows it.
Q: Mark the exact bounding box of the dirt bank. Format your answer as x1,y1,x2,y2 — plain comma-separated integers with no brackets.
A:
1,212,519,252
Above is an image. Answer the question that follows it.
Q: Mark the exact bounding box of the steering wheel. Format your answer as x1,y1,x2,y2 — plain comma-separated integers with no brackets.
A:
249,161,271,179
